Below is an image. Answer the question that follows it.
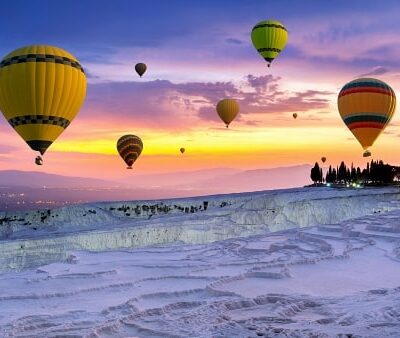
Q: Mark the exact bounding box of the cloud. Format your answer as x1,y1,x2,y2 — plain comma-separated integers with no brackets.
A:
358,66,389,77
0,144,18,155
85,69,100,79
81,75,334,130
225,38,244,45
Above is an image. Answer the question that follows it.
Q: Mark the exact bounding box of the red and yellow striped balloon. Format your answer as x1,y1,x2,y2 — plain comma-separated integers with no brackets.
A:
117,134,143,169
338,78,396,156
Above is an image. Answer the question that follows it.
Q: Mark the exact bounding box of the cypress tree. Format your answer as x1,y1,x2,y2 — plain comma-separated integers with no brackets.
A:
310,162,321,183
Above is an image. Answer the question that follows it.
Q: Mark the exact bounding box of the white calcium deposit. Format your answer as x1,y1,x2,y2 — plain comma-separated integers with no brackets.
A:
0,187,400,337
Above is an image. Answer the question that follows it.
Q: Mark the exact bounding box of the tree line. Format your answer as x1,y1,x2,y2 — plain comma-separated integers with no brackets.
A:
311,160,400,185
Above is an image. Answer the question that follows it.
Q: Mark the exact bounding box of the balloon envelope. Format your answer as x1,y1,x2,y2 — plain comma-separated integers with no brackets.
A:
251,20,288,67
216,99,240,127
135,63,147,77
117,135,143,169
321,157,326,163
180,147,185,154
0,45,87,155
338,78,396,154
293,113,298,119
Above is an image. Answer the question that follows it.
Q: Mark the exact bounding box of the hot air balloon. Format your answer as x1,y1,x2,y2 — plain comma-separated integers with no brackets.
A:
216,99,240,128
0,45,87,165
180,147,185,154
321,157,326,163
251,20,288,67
135,63,147,77
117,134,143,169
338,78,396,157
293,113,298,119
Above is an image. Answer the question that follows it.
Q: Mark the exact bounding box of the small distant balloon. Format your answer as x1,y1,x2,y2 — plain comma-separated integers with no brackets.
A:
321,157,326,163
216,99,240,128
293,113,298,119
117,134,143,169
180,147,185,154
251,20,288,67
135,63,147,77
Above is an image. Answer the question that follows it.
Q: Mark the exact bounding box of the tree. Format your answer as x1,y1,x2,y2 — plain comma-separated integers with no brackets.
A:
350,164,357,182
326,165,333,183
356,167,361,181
338,161,347,183
311,162,321,183
332,168,337,182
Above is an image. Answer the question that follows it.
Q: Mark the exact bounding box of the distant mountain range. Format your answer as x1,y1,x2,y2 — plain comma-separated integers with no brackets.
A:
0,165,313,192
0,170,118,188
0,166,314,210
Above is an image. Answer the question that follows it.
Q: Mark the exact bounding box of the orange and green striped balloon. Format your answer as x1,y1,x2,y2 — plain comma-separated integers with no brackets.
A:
338,78,396,157
117,134,143,169
251,20,288,67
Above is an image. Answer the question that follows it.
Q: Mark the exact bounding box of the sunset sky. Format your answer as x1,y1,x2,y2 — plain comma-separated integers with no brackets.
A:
0,0,400,181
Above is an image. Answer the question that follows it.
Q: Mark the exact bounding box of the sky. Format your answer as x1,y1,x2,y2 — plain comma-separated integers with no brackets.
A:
0,0,400,181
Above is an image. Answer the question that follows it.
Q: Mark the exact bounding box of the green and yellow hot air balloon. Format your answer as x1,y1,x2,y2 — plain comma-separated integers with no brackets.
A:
251,20,288,67
338,78,396,157
216,99,240,128
117,134,143,169
0,45,87,164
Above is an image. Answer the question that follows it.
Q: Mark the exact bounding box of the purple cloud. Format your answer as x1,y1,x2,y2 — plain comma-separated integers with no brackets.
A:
82,75,334,129
358,66,389,77
225,38,244,45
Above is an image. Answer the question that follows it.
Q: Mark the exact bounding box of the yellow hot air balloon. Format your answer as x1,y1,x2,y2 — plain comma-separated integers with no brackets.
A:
216,99,239,128
338,78,396,157
117,134,143,169
293,113,298,119
180,147,185,154
251,20,288,67
0,45,87,164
